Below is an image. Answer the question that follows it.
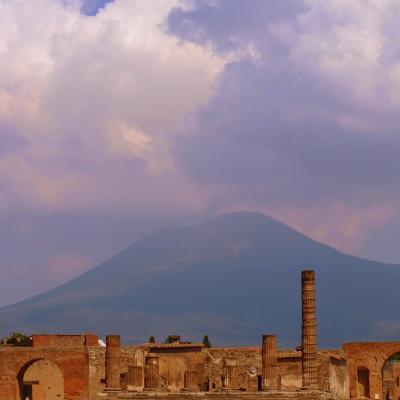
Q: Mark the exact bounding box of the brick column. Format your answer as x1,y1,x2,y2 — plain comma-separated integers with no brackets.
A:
262,334,278,390
127,365,143,391
183,371,199,392
144,356,159,390
106,335,121,390
301,270,319,389
223,357,237,390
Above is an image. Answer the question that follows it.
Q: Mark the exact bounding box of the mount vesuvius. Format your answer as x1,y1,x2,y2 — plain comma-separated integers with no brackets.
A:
0,212,399,346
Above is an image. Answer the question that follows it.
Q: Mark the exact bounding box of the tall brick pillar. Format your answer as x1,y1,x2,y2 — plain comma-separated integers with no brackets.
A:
301,270,319,389
262,334,278,390
106,335,121,390
144,356,159,390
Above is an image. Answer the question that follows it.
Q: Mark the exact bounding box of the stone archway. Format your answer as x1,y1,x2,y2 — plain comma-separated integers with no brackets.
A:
344,342,400,399
18,359,64,400
382,353,400,400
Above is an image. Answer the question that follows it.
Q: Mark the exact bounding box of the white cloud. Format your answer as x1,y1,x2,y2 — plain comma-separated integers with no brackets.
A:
269,0,400,121
167,0,400,262
0,0,224,214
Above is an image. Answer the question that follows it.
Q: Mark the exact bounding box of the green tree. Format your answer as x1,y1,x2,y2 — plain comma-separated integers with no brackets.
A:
1,332,30,346
164,335,180,344
148,335,156,343
202,335,211,348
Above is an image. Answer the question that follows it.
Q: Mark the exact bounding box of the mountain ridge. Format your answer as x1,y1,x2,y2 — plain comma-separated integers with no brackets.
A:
0,211,399,347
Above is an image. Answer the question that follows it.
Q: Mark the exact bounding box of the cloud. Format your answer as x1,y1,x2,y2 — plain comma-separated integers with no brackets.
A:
2,0,400,305
0,0,226,302
167,0,400,258
0,0,223,215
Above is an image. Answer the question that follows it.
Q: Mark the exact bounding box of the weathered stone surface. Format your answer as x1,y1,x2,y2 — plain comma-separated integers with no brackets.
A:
0,334,93,400
106,335,121,390
144,356,160,389
183,370,199,391
128,365,144,391
301,270,318,389
262,335,278,390
223,356,237,389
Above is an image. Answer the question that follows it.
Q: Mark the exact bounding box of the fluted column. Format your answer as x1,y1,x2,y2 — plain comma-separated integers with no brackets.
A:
262,334,278,390
144,356,159,390
301,270,319,389
183,371,199,392
127,365,143,391
106,335,121,390
223,357,237,389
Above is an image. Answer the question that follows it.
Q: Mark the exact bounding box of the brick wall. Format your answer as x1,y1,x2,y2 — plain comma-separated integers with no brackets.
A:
344,342,400,400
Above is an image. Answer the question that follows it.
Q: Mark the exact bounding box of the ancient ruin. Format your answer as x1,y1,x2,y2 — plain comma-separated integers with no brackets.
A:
1,270,399,400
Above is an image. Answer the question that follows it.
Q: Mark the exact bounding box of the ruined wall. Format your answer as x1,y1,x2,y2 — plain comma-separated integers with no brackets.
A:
32,334,98,348
98,390,334,400
326,356,348,400
0,347,88,400
277,351,302,390
103,345,339,395
205,347,261,391
382,359,400,400
0,334,100,400
88,345,106,399
344,342,400,400
120,345,205,392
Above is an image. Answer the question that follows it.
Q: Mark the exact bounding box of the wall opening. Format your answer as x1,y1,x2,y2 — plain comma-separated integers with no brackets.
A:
357,367,370,398
18,359,64,400
383,353,400,400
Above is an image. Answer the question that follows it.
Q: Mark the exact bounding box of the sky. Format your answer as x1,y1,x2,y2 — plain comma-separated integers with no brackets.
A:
1,0,400,306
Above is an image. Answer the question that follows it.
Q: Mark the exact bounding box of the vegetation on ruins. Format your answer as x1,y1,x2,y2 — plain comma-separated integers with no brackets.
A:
1,331,30,346
203,335,211,348
164,335,180,344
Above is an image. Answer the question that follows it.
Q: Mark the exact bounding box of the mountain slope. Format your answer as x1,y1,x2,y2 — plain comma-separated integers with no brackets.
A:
0,211,399,346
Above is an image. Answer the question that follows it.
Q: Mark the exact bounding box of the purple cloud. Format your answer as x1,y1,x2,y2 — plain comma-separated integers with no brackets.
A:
1,0,400,306
166,0,400,258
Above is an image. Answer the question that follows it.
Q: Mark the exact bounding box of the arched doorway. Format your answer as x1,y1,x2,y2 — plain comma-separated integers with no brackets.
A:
18,359,64,400
357,367,370,398
383,353,400,400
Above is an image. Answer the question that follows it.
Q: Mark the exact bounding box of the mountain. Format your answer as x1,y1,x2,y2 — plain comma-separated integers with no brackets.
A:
0,211,399,347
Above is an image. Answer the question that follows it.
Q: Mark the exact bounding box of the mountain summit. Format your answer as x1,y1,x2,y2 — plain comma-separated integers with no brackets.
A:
0,211,399,346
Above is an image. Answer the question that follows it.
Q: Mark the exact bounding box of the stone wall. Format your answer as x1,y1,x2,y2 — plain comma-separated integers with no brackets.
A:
0,334,98,400
344,342,400,400
0,347,88,400
98,345,348,396
88,345,106,399
2,334,399,400
278,351,302,390
97,390,336,400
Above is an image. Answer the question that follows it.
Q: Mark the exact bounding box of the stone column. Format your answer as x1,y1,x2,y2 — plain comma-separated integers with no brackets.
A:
127,365,143,391
301,270,319,389
144,356,159,390
106,335,121,390
262,334,278,390
183,371,199,392
223,357,237,390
